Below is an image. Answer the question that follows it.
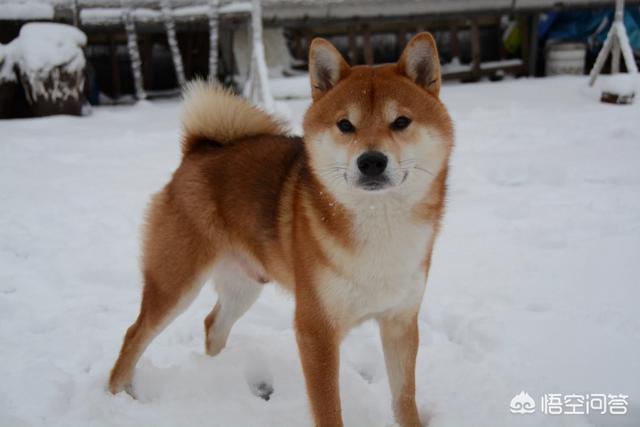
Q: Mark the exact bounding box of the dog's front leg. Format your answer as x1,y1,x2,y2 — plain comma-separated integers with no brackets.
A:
295,300,343,427
379,311,422,427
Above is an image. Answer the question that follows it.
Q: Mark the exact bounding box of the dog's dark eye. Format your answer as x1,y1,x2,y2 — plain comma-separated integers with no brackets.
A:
337,119,355,133
391,116,412,131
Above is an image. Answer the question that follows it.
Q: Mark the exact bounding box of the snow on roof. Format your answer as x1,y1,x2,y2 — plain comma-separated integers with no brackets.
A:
16,23,87,75
0,1,54,20
1,0,628,23
79,7,122,24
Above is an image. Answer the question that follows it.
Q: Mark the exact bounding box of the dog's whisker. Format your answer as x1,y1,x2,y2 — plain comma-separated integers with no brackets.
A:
399,158,418,164
316,163,348,170
413,165,435,176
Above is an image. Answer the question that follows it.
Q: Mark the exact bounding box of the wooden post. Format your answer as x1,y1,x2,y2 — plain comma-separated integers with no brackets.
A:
141,35,153,90
293,31,305,60
520,14,531,75
528,13,539,76
185,33,194,79
109,33,121,99
363,25,374,65
304,28,314,58
450,22,460,61
72,0,80,27
348,28,358,65
396,28,407,57
470,19,481,79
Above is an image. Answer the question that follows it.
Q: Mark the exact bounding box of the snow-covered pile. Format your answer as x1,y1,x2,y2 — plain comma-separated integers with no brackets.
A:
11,22,87,104
600,73,639,95
16,22,87,77
0,1,54,20
0,41,19,83
0,76,639,426
2,22,86,86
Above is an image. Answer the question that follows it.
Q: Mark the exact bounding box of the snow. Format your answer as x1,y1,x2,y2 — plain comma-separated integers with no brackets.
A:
601,73,639,95
0,40,19,83
79,7,123,25
218,2,253,14
10,22,87,104
441,57,472,75
0,1,54,20
270,75,310,99
1,76,640,427
17,23,87,76
172,4,210,19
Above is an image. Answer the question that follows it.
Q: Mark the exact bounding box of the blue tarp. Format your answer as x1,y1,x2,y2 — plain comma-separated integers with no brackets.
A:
538,6,640,52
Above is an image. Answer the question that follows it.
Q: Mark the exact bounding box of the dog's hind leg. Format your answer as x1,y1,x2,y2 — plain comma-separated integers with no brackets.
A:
204,260,263,357
109,193,215,395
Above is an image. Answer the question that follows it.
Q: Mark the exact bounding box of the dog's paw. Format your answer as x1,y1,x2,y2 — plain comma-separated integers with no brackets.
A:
108,380,136,399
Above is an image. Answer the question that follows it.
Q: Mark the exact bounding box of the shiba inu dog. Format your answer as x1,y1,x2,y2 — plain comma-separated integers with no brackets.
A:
109,32,453,427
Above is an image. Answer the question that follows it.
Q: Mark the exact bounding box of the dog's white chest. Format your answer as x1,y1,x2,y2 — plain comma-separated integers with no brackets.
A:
318,209,433,325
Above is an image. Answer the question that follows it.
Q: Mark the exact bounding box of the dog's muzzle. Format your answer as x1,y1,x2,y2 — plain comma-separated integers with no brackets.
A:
356,151,390,191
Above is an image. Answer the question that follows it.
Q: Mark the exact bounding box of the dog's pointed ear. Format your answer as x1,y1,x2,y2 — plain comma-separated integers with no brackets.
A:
308,38,350,101
397,32,441,97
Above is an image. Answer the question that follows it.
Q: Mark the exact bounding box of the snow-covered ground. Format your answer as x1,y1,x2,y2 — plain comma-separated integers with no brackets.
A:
1,76,639,427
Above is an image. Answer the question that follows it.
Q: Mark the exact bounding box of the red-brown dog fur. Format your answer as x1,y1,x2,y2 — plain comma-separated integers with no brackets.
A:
109,33,454,427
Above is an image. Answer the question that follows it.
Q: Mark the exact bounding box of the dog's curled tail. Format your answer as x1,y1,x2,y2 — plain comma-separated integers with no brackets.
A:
181,79,286,155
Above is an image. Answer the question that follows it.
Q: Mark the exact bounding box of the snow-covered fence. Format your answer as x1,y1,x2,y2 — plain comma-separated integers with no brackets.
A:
207,0,219,79
161,0,186,87
121,5,147,100
244,0,274,111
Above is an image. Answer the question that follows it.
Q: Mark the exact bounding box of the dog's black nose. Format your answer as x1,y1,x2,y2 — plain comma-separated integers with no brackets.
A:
357,151,388,177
